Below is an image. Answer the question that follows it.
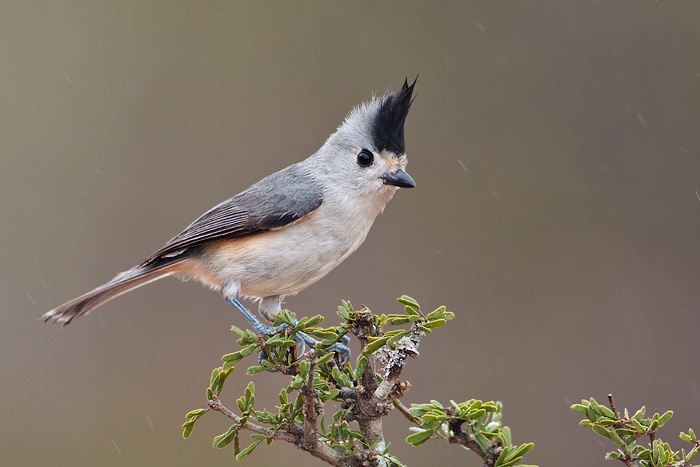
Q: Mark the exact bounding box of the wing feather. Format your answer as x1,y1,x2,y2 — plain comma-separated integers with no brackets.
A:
142,164,322,265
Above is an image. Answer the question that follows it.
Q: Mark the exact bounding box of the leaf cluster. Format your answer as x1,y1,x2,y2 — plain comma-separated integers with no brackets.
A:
572,397,700,467
361,296,454,355
181,296,533,467
407,399,535,467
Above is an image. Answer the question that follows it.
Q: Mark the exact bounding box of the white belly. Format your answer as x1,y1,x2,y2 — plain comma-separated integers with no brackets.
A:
198,204,374,298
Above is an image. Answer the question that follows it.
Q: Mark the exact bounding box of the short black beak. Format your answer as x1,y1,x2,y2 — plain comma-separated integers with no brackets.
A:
381,169,416,188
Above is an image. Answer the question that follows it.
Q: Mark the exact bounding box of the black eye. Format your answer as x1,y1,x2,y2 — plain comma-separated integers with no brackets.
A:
356,149,374,167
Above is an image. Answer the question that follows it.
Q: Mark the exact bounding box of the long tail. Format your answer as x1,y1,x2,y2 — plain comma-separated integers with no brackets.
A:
42,262,181,326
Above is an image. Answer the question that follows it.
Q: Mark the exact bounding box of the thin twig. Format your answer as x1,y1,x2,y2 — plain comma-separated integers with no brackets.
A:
608,394,619,419
208,396,297,443
301,351,320,449
393,400,421,426
209,395,356,466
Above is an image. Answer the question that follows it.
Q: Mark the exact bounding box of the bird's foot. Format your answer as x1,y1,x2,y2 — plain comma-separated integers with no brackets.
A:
303,333,351,366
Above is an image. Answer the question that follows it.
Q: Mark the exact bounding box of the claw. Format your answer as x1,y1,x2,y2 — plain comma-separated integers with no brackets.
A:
295,332,308,356
327,341,351,366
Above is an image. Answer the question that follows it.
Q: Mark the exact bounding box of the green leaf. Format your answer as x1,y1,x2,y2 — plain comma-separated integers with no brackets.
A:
363,337,389,355
210,368,220,385
320,338,341,348
293,317,309,331
474,433,492,453
299,360,310,380
337,305,351,320
501,426,512,446
247,365,266,374
496,456,523,467
316,352,335,365
307,328,339,339
213,425,238,449
426,306,446,320
385,316,411,326
332,367,344,385
222,351,244,365
397,295,420,310
355,355,368,380
422,319,446,329
509,442,534,459
305,315,324,328
632,406,646,421
589,398,603,416
242,344,258,356
632,418,646,432
598,404,616,419
214,368,233,394
186,408,207,419
608,429,626,448
386,330,406,346
658,410,673,426
236,439,263,461
245,381,255,398
182,420,196,439
592,424,613,440
406,429,433,446
596,417,617,426
429,400,443,409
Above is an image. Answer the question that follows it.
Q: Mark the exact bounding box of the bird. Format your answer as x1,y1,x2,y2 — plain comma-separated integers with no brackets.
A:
43,78,417,355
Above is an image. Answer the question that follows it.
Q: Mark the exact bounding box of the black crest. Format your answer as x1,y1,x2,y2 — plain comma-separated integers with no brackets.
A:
370,77,417,154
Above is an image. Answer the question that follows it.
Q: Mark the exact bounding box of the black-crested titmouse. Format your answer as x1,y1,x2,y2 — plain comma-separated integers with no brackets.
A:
43,79,417,345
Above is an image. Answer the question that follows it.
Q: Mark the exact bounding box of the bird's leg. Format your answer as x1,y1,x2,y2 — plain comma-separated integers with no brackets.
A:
226,296,291,336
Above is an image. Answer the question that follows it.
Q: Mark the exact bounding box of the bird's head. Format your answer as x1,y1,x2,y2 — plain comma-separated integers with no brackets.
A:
313,78,417,210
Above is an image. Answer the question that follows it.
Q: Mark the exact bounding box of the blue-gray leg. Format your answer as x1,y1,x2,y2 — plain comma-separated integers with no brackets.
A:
226,296,290,336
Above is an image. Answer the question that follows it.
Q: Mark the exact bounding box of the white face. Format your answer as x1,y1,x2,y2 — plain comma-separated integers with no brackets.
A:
310,145,409,222
352,148,409,193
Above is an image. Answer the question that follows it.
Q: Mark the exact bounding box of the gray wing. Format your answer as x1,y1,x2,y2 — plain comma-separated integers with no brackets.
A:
142,163,323,265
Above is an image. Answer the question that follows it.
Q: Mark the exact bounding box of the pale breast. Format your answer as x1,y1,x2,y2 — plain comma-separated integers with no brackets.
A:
200,203,375,298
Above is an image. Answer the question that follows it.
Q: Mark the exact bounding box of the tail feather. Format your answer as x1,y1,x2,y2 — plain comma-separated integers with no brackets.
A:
43,263,179,326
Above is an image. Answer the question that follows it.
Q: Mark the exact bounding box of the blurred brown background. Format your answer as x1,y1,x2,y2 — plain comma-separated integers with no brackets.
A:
2,2,699,466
